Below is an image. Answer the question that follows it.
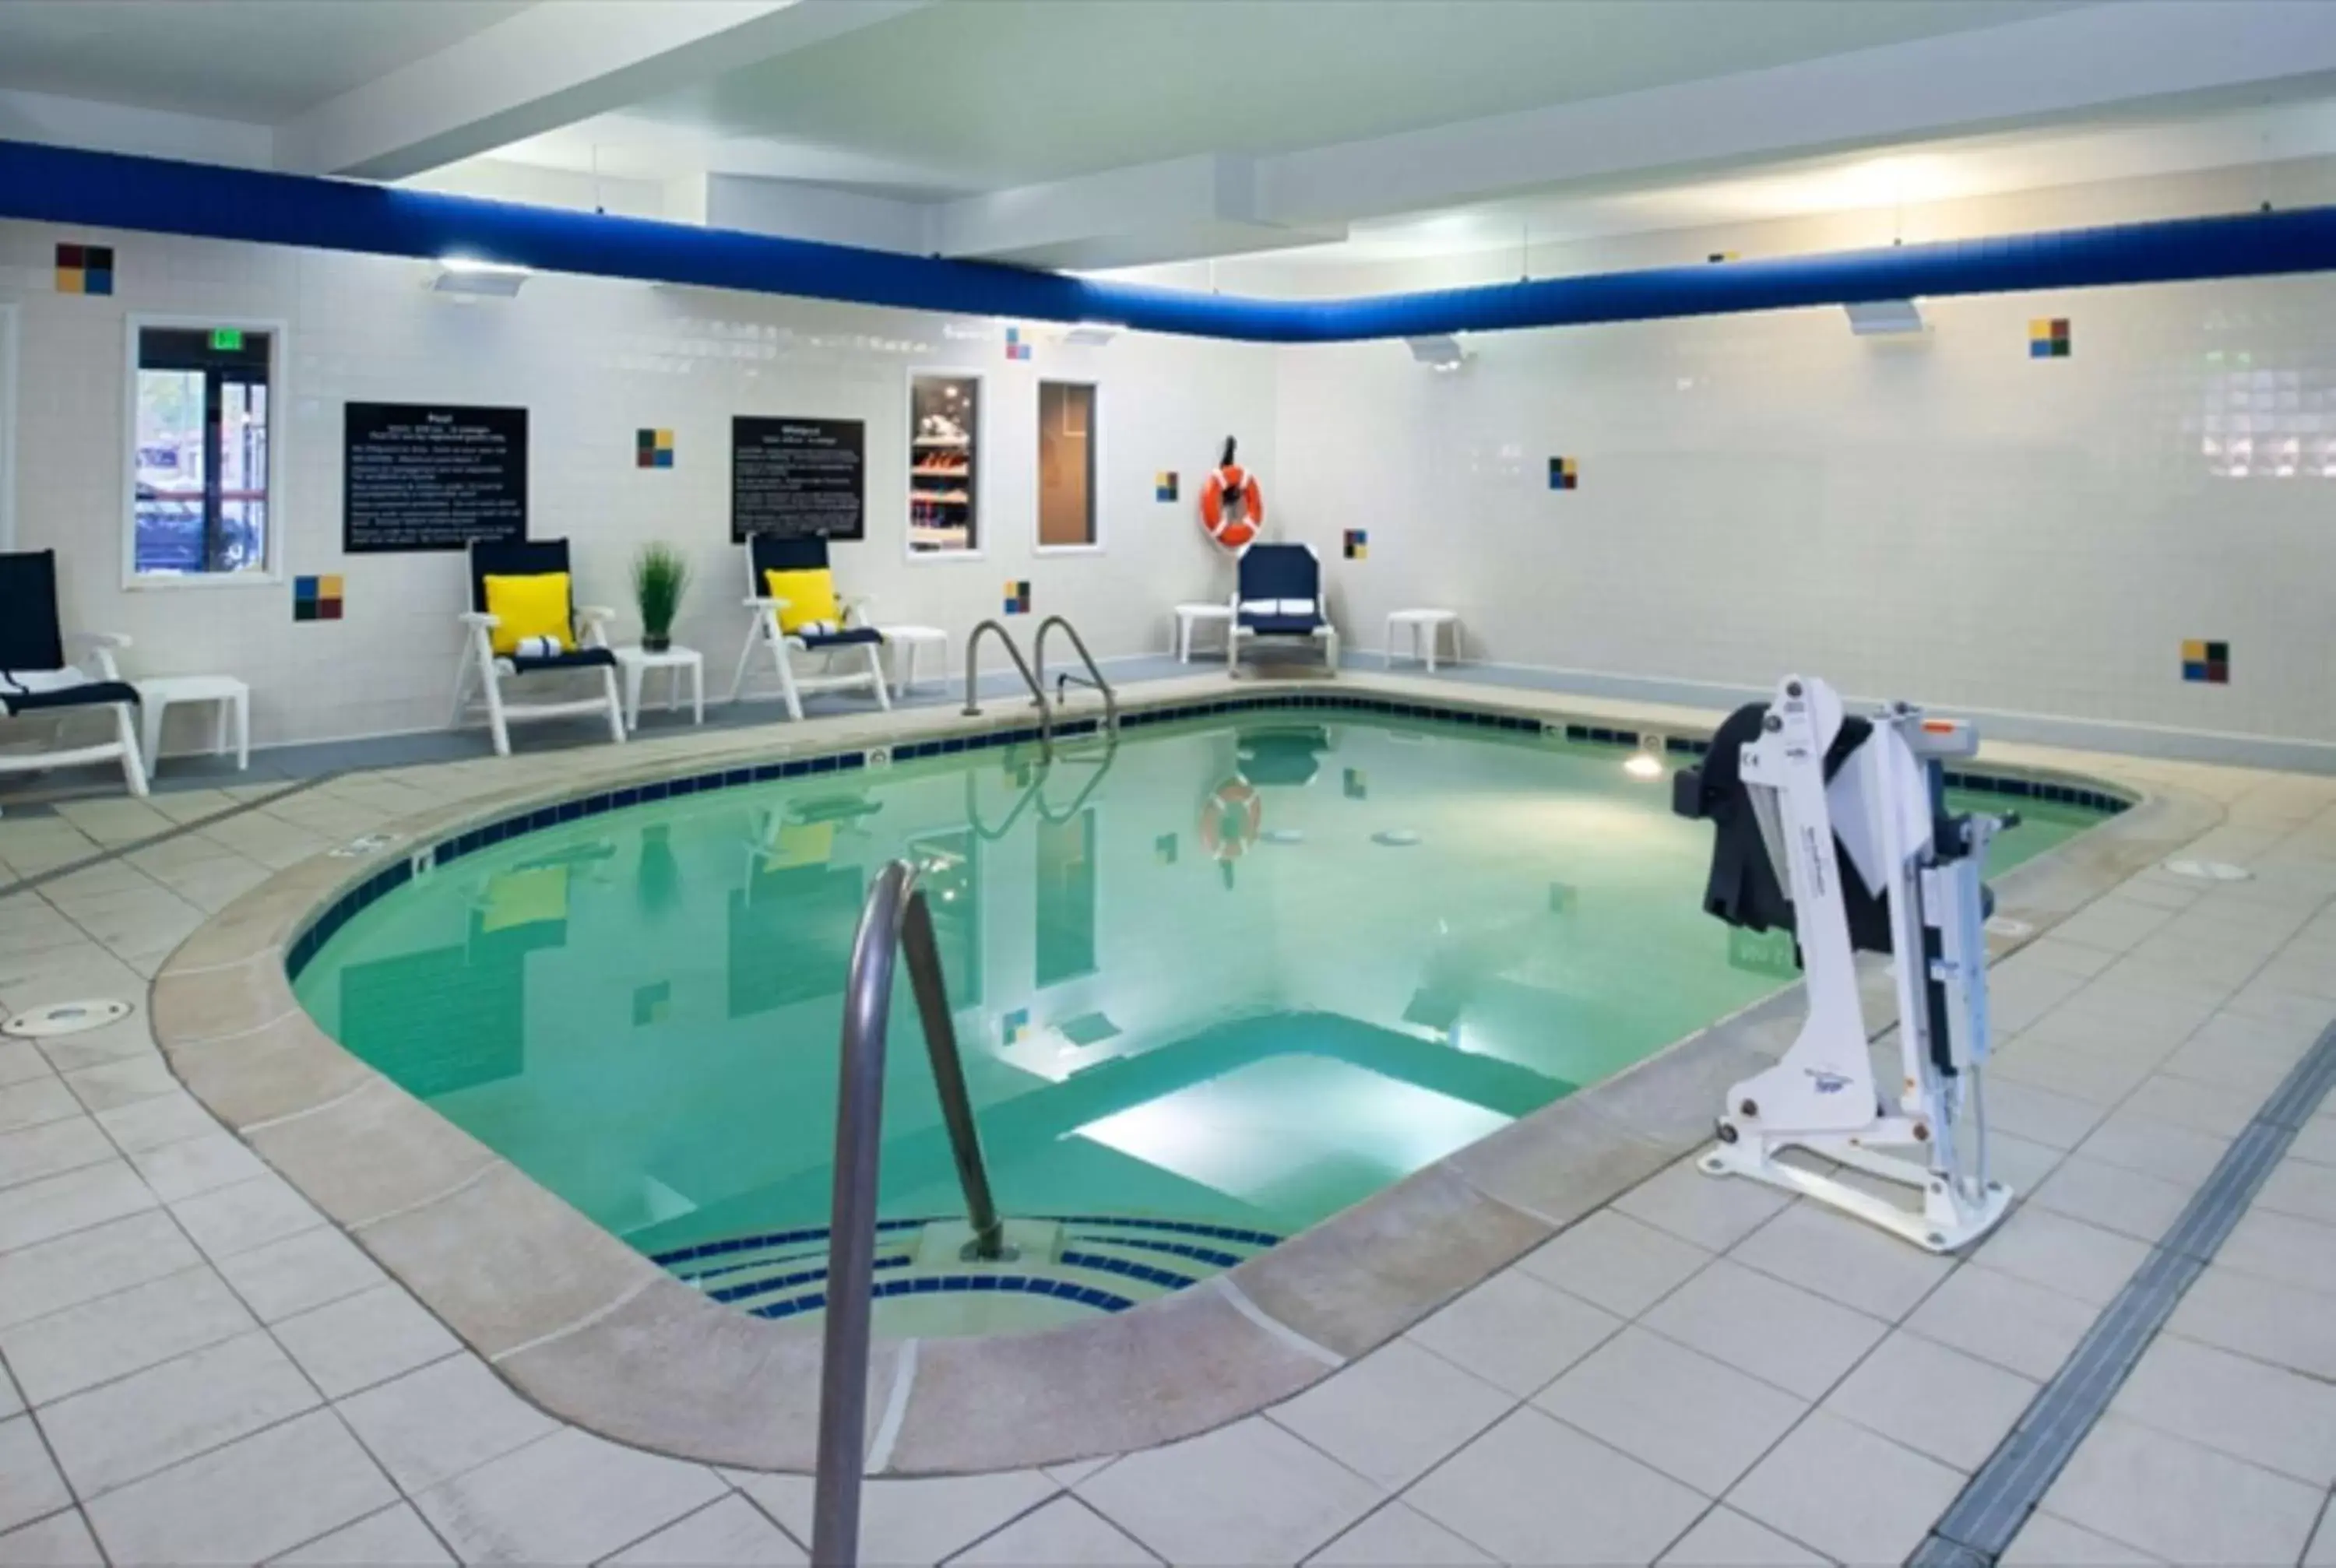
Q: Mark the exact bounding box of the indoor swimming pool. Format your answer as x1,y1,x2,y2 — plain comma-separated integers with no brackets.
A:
289,706,2106,1337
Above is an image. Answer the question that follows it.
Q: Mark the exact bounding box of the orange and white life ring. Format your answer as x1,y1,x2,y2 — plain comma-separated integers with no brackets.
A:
1199,437,1263,551
1198,779,1263,862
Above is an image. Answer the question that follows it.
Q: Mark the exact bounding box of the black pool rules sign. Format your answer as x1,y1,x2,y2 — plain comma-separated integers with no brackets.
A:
732,417,865,543
344,403,529,553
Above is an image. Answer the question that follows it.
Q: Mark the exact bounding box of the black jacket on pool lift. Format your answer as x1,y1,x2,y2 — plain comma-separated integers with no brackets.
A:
1673,701,1894,958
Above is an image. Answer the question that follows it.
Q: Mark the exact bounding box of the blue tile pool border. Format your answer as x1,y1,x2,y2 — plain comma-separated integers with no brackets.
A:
283,692,2132,983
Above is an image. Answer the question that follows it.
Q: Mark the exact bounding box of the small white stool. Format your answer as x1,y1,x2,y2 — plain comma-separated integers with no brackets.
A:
614,645,705,732
1173,603,1234,662
135,675,249,775
881,625,948,698
1385,610,1462,673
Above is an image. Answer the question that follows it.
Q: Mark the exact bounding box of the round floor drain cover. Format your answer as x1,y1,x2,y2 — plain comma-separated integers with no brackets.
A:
2165,858,2253,882
2,1000,132,1039
1984,916,2035,940
1373,828,1422,847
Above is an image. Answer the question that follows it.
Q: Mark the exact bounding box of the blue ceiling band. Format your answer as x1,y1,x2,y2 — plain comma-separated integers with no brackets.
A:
6,138,2336,343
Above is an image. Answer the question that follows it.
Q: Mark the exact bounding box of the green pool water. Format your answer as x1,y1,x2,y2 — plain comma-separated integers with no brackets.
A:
293,714,2097,1327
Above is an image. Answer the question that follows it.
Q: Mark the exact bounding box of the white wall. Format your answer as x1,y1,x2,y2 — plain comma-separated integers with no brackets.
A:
1269,163,2336,755
0,222,1272,749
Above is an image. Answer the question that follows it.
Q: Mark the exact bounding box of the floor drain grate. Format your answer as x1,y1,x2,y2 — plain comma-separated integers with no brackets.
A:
2,1000,133,1039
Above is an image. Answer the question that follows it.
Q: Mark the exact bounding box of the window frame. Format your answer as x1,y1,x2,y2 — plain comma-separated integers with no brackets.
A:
903,366,987,565
0,301,17,550
121,314,288,590
1033,376,1104,557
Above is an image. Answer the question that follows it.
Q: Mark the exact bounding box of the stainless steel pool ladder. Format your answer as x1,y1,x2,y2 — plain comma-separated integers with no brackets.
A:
962,619,1051,752
1031,615,1120,737
813,859,1003,1568
960,617,1117,759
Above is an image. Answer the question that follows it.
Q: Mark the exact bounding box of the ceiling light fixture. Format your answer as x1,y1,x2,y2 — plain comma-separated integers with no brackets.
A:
1062,320,1121,348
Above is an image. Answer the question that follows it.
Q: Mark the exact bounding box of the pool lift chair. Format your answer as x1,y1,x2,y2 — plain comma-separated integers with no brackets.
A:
1671,674,2015,1253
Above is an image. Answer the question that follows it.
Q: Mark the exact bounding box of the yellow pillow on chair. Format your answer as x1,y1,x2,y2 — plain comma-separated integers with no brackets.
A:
764,568,842,635
483,573,574,658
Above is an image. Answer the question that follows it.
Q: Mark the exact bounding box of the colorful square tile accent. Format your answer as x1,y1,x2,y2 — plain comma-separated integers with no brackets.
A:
1005,326,1033,362
55,243,114,296
2181,638,2230,684
2029,318,2072,358
1342,528,1368,561
1344,768,1368,800
1155,471,1179,503
1707,251,1740,264
1154,832,1179,865
636,428,674,469
1549,456,1579,491
1003,1007,1032,1046
1003,580,1032,615
293,575,344,623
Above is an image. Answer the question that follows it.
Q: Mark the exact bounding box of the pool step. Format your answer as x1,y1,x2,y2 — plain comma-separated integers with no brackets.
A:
651,1213,1282,1327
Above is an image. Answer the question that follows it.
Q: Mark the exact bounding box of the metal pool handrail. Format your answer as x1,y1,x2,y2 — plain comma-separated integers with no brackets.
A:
962,620,1053,756
1032,614,1119,737
813,859,1004,1566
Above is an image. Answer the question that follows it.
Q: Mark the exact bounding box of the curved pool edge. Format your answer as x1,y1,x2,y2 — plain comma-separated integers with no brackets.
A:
146,672,2225,1477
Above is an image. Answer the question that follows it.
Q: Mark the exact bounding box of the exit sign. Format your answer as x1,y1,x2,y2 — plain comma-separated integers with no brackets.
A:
209,329,243,351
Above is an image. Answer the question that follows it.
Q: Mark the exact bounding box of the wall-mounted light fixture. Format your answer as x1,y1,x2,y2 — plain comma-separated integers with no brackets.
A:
1061,321,1121,348
1844,299,1926,337
1405,334,1469,371
430,256,530,297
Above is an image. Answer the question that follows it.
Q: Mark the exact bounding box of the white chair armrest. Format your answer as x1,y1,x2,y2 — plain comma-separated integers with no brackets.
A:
575,605,616,624
65,631,132,681
744,595,776,609
459,611,501,628
842,594,874,628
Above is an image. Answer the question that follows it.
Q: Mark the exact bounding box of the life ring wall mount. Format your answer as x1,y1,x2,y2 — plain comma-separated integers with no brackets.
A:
1200,435,1263,552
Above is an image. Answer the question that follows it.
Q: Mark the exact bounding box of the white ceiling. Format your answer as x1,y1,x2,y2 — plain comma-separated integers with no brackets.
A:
512,0,2081,193
4,0,2336,276
0,1,531,120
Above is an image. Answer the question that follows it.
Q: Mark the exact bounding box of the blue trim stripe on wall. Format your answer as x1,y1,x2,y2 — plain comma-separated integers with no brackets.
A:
9,139,2336,344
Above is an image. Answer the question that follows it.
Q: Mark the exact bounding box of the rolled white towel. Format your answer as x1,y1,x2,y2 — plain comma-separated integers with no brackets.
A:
514,635,565,660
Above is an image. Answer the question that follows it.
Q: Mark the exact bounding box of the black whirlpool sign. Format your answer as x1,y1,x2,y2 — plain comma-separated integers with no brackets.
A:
343,403,529,553
732,417,866,543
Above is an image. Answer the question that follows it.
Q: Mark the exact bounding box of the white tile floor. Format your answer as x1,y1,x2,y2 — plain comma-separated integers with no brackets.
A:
2,712,2335,1563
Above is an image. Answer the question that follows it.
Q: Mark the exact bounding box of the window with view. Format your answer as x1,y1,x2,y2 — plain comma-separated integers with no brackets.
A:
132,325,275,578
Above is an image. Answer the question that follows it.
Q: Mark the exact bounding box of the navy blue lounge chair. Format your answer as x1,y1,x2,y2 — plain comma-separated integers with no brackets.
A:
452,539,625,756
0,550,147,809
1230,543,1339,674
730,534,890,722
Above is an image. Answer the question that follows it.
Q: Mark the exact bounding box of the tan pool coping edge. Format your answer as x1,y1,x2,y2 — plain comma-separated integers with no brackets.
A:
146,670,2225,1475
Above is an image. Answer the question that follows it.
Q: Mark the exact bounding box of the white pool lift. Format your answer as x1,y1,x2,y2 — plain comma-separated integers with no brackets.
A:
1674,673,2014,1253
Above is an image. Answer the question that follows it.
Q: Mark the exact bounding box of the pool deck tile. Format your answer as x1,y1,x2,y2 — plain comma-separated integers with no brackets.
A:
4,668,2335,1563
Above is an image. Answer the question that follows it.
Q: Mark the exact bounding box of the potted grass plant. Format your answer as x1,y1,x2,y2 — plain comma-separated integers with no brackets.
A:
632,543,691,653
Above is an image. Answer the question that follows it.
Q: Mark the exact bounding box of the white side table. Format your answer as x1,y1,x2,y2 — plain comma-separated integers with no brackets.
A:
135,675,249,775
1173,603,1234,663
614,645,705,732
1385,610,1462,673
881,625,948,698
